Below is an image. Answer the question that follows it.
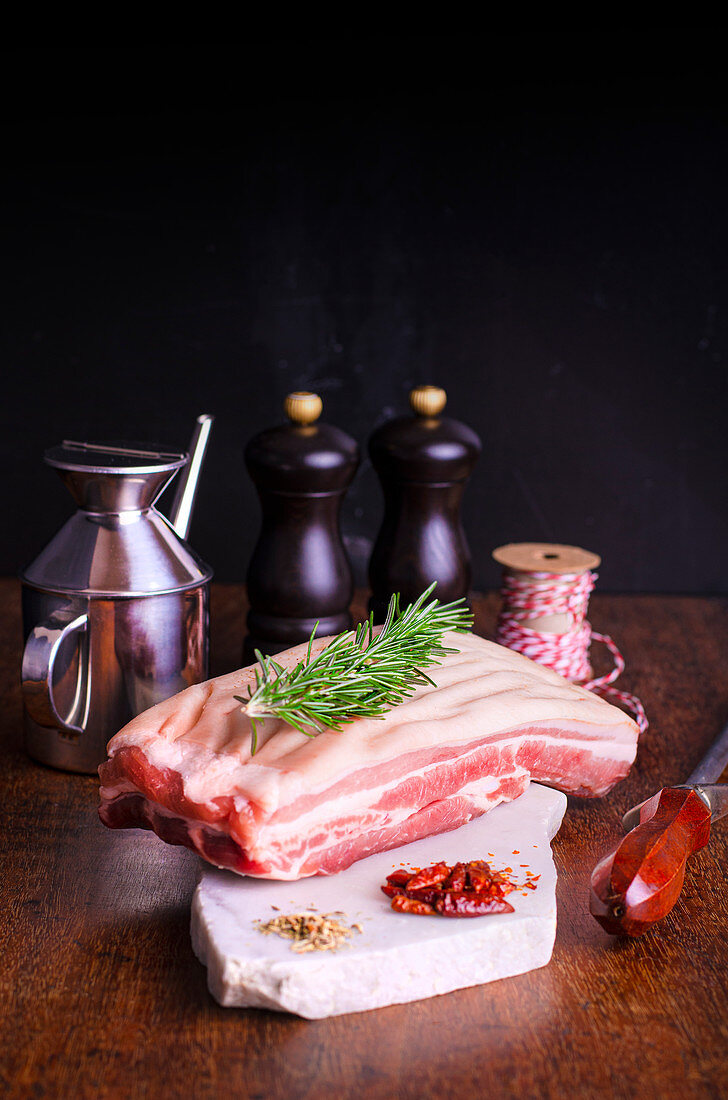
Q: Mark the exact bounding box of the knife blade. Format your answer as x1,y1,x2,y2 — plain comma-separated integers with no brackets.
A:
589,718,728,937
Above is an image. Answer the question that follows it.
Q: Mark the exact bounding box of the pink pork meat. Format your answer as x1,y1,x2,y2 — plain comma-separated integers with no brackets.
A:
98,631,639,880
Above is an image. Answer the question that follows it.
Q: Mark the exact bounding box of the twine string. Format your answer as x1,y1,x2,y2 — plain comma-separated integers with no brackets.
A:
495,570,648,734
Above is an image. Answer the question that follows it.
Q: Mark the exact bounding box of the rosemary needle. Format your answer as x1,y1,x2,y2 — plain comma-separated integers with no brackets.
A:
234,583,473,754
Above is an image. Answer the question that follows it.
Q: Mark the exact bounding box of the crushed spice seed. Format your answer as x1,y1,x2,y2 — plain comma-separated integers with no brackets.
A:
254,912,363,953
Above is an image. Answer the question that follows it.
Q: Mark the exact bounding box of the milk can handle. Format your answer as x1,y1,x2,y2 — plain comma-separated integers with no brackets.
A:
22,607,89,734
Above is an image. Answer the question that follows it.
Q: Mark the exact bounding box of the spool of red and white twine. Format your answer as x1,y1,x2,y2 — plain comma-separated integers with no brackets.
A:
492,543,648,734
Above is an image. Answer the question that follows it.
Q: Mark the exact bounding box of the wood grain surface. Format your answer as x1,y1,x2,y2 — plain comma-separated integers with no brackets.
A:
2,579,727,1100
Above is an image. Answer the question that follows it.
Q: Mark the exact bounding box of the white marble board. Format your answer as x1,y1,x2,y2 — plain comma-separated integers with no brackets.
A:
191,783,567,1019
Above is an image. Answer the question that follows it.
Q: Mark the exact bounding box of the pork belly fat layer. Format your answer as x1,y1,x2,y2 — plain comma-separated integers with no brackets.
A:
98,631,639,879
100,770,531,880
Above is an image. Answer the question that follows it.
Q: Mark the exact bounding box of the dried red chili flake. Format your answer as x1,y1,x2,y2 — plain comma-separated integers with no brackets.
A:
385,870,412,887
444,862,468,892
381,869,413,898
391,894,436,916
466,862,494,892
488,869,516,895
436,891,514,918
383,859,519,919
406,862,451,891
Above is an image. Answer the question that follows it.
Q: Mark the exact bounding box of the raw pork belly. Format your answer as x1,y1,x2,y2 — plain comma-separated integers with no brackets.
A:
98,632,639,880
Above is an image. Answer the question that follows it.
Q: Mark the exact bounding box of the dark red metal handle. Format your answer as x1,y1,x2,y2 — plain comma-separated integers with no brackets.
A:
589,787,711,937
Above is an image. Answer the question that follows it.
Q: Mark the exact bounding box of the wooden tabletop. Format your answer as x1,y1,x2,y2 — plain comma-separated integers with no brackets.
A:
2,580,728,1099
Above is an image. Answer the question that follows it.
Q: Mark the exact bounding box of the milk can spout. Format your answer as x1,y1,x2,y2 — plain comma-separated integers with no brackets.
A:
168,414,214,541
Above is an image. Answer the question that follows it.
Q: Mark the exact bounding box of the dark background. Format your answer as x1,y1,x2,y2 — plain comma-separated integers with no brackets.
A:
2,40,726,593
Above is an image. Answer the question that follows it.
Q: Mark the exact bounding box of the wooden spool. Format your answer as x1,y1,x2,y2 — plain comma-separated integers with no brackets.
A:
492,542,601,635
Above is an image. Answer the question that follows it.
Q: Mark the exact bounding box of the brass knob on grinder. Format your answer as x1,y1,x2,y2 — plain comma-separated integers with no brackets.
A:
410,385,447,418
284,391,323,426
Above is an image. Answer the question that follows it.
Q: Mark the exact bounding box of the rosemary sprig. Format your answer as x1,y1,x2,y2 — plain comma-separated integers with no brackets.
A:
235,583,473,754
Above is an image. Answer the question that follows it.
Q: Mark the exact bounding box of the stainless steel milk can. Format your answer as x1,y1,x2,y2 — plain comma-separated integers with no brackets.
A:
20,415,214,773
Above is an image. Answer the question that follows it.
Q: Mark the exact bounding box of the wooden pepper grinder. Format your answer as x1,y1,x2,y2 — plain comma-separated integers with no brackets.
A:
244,391,359,662
368,385,481,621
